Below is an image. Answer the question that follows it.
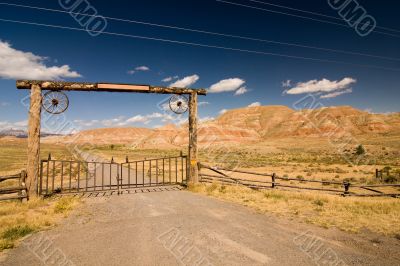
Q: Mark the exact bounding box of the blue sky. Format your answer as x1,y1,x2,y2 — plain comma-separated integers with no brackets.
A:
0,0,399,133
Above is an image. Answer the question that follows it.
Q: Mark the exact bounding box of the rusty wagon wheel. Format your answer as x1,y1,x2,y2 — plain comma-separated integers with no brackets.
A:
169,94,189,114
42,91,69,114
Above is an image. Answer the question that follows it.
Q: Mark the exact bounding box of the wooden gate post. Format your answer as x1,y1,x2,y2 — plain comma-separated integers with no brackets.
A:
188,92,199,184
26,84,42,197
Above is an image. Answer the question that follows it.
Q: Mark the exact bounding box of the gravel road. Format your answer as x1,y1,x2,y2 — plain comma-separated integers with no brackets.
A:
1,188,399,266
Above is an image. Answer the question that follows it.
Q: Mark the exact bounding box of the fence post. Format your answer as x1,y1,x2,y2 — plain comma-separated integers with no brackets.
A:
271,173,276,188
21,170,28,203
117,165,121,195
343,181,350,196
188,92,199,184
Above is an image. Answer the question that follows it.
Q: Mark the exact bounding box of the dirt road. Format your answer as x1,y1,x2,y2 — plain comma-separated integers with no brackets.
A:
1,188,399,265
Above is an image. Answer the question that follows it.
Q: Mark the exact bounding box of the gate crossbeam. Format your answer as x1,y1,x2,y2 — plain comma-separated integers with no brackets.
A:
17,80,207,95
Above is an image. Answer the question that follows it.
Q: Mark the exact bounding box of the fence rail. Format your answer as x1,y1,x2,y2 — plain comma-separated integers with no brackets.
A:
198,163,400,198
0,171,28,201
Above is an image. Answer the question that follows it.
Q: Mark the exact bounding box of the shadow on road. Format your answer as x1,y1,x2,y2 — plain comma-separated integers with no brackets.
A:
52,185,184,199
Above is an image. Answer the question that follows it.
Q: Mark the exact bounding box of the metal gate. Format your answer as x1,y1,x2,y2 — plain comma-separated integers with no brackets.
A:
38,155,188,195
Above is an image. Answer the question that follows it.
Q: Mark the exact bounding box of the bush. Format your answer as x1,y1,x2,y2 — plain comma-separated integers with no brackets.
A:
54,197,76,214
206,183,218,193
384,176,398,184
219,185,227,193
355,145,366,156
313,199,324,207
2,225,35,241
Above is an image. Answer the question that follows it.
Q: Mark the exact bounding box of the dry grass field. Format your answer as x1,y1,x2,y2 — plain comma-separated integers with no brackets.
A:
0,196,79,251
188,183,400,236
83,135,400,184
0,137,76,176
0,137,80,252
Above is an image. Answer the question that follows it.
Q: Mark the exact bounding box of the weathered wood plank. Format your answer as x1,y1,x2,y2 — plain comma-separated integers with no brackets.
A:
16,80,207,95
0,186,26,194
188,92,199,183
0,195,27,201
0,175,20,182
27,84,42,197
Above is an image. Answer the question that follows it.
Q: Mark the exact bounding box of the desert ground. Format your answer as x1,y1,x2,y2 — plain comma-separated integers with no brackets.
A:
1,106,400,264
1,188,400,266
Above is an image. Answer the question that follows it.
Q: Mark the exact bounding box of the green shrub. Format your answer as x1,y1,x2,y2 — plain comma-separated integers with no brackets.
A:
384,176,398,184
313,199,324,207
355,145,366,156
54,197,76,214
219,185,227,193
2,225,35,241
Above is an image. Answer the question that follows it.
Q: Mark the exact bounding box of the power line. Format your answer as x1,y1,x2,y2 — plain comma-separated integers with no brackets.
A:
0,2,399,62
216,0,400,38
0,17,399,72
244,0,400,34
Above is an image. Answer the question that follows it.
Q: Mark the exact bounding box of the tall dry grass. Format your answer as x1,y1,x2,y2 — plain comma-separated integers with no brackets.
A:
0,197,80,251
188,183,400,235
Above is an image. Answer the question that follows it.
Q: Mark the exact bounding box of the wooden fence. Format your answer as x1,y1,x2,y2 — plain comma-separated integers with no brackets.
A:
0,171,28,202
199,163,400,198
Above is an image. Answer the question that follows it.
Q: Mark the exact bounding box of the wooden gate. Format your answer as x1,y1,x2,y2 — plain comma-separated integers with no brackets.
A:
38,155,188,195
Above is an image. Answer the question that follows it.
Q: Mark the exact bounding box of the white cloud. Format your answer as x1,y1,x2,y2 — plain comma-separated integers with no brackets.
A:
199,116,215,123
209,78,245,93
162,76,179,82
127,65,150,75
101,117,125,127
135,66,150,71
234,86,248,96
0,102,10,107
219,109,228,115
74,119,100,127
282,80,291,88
170,74,199,88
248,102,261,108
320,88,353,99
126,115,148,124
62,111,189,131
162,77,173,82
198,101,210,107
0,120,29,131
13,120,28,127
286,77,356,95
0,40,81,80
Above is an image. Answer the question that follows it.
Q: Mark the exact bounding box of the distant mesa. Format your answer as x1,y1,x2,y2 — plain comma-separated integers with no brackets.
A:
39,105,400,148
0,129,63,138
0,129,27,138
